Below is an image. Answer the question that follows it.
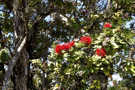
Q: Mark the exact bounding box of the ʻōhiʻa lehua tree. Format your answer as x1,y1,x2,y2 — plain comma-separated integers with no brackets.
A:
0,0,135,90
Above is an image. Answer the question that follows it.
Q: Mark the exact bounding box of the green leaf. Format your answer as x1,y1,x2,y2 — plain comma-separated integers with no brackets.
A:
0,49,10,63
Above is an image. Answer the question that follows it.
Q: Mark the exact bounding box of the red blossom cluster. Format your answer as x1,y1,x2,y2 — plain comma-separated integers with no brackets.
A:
55,36,107,57
55,41,75,54
55,22,111,56
104,23,112,28
96,48,106,57
80,36,92,44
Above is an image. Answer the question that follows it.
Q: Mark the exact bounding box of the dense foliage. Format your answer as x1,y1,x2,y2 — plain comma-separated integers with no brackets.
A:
48,23,135,89
0,0,135,90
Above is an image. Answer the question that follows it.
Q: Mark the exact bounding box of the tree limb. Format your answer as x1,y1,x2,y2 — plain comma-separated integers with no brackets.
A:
2,36,27,90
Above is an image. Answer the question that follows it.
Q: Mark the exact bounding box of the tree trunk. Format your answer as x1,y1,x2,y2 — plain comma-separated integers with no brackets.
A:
12,0,29,90
13,49,28,90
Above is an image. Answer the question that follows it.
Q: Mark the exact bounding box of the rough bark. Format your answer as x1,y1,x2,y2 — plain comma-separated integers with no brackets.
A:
12,0,29,90
13,49,28,90
2,0,29,90
2,36,27,90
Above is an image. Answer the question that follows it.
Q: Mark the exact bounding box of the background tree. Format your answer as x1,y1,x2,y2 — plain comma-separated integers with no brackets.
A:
0,0,134,90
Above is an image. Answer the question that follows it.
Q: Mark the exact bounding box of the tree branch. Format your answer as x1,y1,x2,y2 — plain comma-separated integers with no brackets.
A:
2,36,27,90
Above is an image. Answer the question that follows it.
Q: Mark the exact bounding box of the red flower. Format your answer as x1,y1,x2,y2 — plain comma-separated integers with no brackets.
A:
96,48,106,57
104,23,112,28
61,43,71,50
55,41,75,54
55,44,62,54
80,36,92,44
62,41,75,50
69,41,75,47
